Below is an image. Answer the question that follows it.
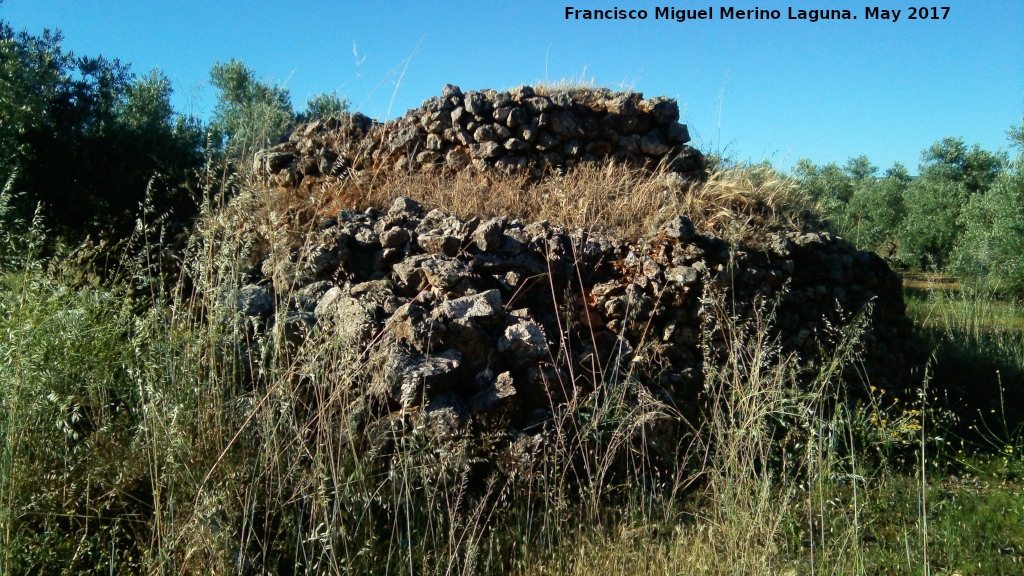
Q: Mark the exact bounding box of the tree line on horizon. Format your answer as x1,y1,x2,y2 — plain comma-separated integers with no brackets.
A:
793,130,1024,297
2,18,1022,295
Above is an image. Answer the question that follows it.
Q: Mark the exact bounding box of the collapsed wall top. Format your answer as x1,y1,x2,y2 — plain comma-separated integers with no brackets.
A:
255,85,706,188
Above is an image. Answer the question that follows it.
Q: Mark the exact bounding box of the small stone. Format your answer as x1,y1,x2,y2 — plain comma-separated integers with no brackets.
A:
314,288,375,345
415,150,440,164
639,134,669,156
294,280,331,312
507,107,531,129
492,106,513,124
524,96,553,113
509,85,535,99
418,234,461,256
263,151,294,173
503,138,529,152
389,196,423,218
499,319,549,364
535,133,560,152
380,227,410,248
426,133,444,151
440,290,503,321
639,96,680,124
471,371,519,423
236,284,274,316
469,142,503,159
464,91,492,116
474,124,511,143
387,124,420,150
389,350,462,409
666,266,700,286
445,148,471,170
661,216,696,241
472,218,505,252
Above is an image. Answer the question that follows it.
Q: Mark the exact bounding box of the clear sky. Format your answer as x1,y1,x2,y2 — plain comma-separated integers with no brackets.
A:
2,0,1021,174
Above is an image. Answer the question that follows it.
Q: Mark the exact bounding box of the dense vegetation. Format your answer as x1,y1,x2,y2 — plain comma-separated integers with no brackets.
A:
794,133,1023,296
0,21,347,241
2,17,1023,576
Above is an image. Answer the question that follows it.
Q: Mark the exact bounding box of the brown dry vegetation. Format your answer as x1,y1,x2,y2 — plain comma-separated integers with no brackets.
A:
287,161,813,244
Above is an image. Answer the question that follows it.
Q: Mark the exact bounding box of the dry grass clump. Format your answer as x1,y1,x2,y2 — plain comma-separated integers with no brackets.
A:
318,161,814,242
527,72,602,95
681,165,814,240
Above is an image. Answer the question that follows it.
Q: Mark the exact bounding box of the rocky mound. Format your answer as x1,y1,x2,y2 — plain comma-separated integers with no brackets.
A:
254,85,705,189
230,195,917,449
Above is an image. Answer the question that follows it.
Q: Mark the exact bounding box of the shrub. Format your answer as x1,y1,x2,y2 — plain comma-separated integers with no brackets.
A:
843,171,908,256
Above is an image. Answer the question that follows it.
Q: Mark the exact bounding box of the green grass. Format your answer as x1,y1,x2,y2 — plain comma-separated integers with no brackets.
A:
904,284,1024,450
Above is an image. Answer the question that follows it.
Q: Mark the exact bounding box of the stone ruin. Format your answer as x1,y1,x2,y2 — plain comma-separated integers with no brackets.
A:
254,84,705,188
229,86,920,470
232,197,916,450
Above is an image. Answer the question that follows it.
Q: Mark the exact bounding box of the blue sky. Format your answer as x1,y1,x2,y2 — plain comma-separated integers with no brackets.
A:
2,0,1021,173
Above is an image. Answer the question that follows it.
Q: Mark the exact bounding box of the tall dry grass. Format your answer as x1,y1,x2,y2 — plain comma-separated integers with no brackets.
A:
315,161,813,242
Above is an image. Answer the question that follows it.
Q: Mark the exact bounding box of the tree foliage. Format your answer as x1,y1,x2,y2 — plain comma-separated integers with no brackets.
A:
0,21,204,238
793,156,907,254
951,127,1024,295
208,59,293,167
793,159,854,234
919,137,1005,196
844,174,907,255
898,176,967,269
797,136,1013,276
897,138,1006,269
299,90,350,123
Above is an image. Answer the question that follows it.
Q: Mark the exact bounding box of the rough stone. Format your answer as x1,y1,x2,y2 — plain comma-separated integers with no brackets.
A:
499,319,549,365
380,227,411,248
440,289,503,321
387,349,462,409
666,266,700,286
389,196,423,219
236,284,274,316
661,216,697,241
464,91,491,116
417,233,460,257
314,287,376,344
472,218,505,252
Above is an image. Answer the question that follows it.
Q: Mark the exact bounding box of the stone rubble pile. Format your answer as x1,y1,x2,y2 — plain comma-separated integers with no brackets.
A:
254,85,705,188
232,196,917,445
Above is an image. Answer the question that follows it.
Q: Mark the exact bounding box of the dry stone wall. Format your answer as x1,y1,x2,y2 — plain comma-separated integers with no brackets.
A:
232,196,918,447
255,85,705,188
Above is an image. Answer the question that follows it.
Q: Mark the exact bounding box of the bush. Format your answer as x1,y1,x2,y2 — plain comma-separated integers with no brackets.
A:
898,138,1006,270
299,90,350,122
898,176,967,270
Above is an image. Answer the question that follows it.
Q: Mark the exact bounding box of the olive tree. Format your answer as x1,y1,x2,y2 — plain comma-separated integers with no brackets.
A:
208,59,294,168
951,126,1024,295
